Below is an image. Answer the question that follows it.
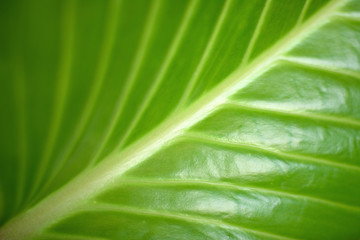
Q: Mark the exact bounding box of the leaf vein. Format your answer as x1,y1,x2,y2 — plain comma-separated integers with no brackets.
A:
175,0,234,110
115,0,200,150
85,203,298,240
224,100,360,128
279,56,360,80
181,132,360,172
241,0,273,66
113,178,360,212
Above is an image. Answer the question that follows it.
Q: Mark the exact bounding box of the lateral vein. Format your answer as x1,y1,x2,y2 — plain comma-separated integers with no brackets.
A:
176,0,234,110
115,0,200,150
224,100,360,128
88,0,162,166
182,132,360,172
85,203,298,240
279,56,360,80
110,178,360,212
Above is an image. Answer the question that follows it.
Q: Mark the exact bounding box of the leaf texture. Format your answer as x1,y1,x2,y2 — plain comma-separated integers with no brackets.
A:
0,0,360,239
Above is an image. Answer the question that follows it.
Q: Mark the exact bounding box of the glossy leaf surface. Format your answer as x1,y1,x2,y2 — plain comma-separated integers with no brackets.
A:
0,0,360,239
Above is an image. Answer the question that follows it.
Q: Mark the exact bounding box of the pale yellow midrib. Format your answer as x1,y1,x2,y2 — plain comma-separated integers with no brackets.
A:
0,0,346,239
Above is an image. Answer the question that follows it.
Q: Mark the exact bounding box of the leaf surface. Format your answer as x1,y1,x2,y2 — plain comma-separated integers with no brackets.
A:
0,0,360,239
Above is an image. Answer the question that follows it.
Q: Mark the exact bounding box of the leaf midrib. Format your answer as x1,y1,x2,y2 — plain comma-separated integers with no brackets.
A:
0,0,347,239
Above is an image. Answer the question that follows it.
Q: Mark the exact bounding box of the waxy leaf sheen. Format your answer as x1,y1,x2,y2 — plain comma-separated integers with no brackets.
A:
0,0,360,239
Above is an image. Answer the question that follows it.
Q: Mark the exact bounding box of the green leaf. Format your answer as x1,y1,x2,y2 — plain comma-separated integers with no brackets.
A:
1,0,360,239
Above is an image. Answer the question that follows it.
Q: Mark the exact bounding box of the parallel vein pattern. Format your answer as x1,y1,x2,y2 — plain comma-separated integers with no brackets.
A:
1,0,360,239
